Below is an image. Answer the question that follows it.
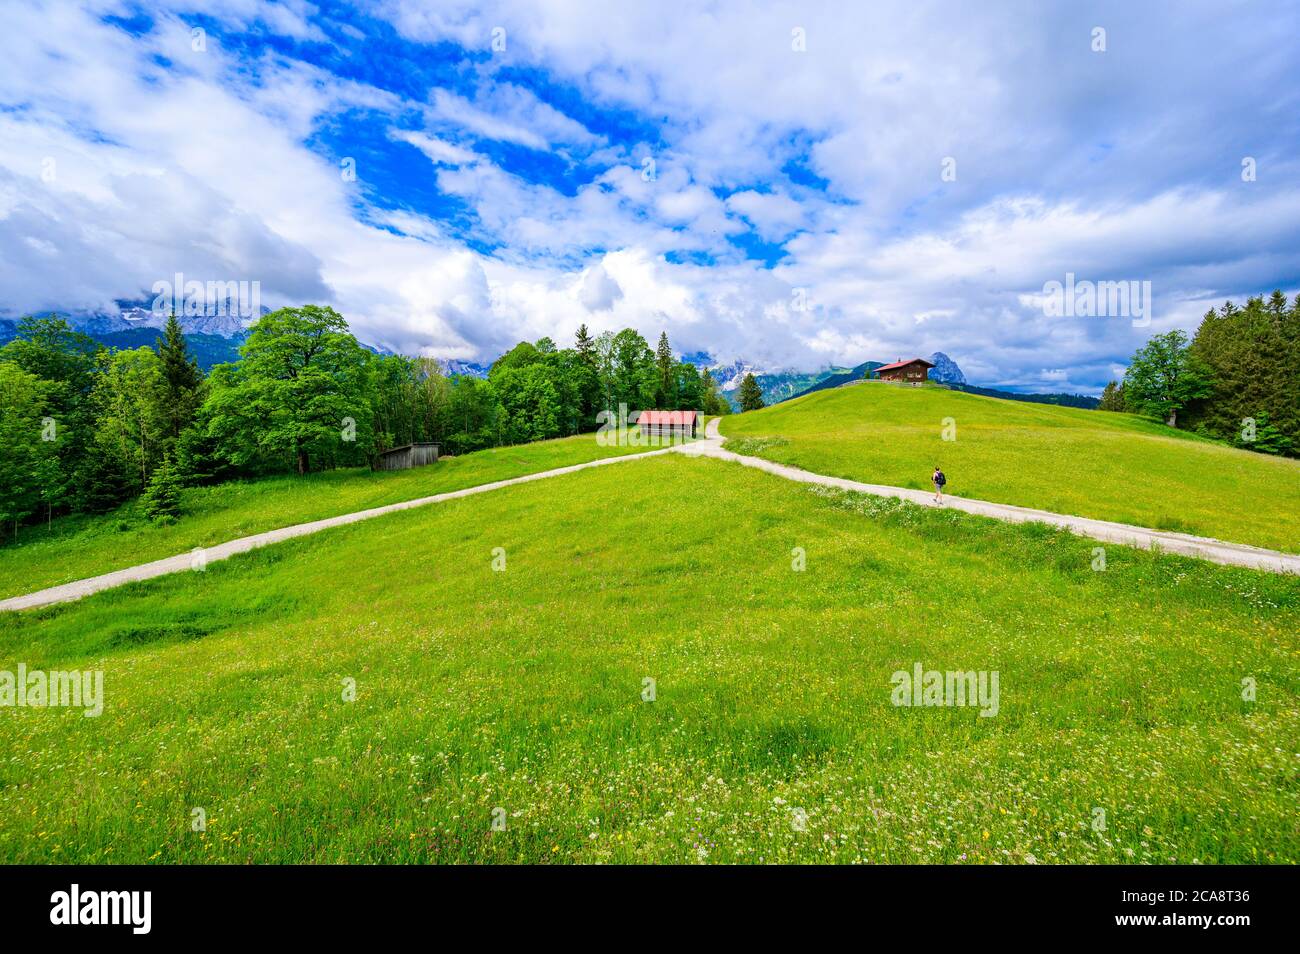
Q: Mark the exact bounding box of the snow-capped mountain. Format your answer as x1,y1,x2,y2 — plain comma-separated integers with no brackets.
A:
437,358,490,378
681,353,766,391
53,298,266,339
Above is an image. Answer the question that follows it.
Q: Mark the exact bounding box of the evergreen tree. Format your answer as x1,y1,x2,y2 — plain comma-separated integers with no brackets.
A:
655,331,675,409
737,373,765,412
1267,289,1288,317
575,324,596,361
141,457,183,522
155,313,204,442
1238,412,1294,456
573,324,602,429
1097,380,1126,412
74,448,133,513
1184,291,1300,454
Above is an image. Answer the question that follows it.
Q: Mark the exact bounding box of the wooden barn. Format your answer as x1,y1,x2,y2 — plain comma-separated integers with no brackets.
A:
375,442,439,471
636,409,699,439
873,357,934,385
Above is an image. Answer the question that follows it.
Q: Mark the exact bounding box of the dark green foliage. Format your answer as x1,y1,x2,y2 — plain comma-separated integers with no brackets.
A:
368,355,449,455
655,331,676,409
1234,412,1293,456
89,328,241,370
156,313,204,442
141,457,183,522
610,328,656,412
1122,330,1212,428
737,372,766,412
0,305,718,541
0,363,60,538
0,316,100,523
74,448,134,514
1097,380,1127,412
442,375,499,454
674,361,701,411
1180,291,1300,456
203,305,373,475
572,324,603,429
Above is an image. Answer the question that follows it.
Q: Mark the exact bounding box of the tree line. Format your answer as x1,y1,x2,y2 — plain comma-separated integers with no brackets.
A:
1099,290,1299,457
0,307,730,538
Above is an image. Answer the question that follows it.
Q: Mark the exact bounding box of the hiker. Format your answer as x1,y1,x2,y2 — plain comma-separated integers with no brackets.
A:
932,466,947,503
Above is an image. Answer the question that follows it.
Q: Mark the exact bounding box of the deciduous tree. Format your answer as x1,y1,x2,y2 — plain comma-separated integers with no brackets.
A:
1122,330,1212,428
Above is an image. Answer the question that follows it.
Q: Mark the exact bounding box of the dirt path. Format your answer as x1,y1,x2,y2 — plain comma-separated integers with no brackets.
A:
3,422,1295,611
684,418,1300,573
0,448,677,612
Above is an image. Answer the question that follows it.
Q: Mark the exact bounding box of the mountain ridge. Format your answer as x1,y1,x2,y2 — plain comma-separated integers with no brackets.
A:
3,310,1096,405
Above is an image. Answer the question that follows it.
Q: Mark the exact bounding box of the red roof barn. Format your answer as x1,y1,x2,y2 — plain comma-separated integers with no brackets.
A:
635,409,699,439
873,357,934,385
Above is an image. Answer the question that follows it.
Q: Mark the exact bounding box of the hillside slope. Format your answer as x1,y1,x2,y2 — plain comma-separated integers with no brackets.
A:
0,434,645,600
721,381,1300,552
1,454,1295,863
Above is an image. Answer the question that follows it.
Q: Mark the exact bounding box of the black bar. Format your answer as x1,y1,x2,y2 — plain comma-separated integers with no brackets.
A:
0,865,1288,940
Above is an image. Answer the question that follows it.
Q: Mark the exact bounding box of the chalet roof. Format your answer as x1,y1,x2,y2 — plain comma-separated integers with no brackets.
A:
636,410,699,425
874,357,935,373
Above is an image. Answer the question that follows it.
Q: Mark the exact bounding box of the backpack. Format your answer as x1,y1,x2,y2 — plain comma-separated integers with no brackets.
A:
934,470,946,486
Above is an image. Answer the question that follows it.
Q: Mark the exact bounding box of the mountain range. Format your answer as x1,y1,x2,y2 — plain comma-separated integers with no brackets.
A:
1,301,261,370
1,309,1096,407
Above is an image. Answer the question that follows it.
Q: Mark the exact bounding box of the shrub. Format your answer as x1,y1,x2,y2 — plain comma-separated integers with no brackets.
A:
142,459,183,522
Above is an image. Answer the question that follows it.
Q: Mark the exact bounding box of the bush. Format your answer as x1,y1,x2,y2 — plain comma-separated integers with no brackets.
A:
142,459,183,522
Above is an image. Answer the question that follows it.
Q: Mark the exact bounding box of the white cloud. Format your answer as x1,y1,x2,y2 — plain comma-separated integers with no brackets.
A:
578,263,623,311
426,83,600,153
1,0,1297,395
390,129,479,166
725,190,806,241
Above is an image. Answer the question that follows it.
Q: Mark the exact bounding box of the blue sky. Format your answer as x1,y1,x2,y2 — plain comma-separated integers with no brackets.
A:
2,1,1299,392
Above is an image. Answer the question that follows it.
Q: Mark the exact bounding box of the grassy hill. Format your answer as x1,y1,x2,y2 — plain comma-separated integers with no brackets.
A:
722,381,1300,552
0,434,645,600
2,394,1297,865
1,453,1295,863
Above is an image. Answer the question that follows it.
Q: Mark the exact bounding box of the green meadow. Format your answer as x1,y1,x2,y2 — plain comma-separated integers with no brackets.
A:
0,433,644,601
1,454,1295,864
721,382,1300,552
